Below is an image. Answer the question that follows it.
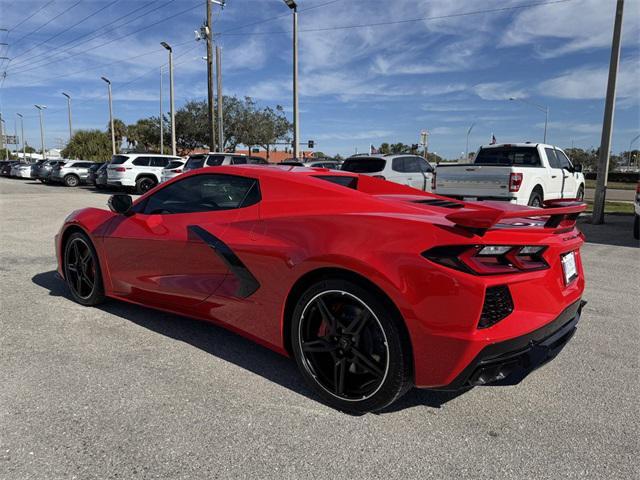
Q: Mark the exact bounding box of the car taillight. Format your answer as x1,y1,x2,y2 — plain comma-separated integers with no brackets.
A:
422,244,548,275
509,172,523,192
431,171,436,190
115,167,126,172
373,175,386,180
172,169,182,173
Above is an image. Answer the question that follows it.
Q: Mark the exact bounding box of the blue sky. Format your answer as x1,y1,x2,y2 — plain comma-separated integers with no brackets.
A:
0,0,638,158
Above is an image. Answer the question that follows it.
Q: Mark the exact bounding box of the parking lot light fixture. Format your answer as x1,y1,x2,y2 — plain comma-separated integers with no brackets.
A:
101,76,116,155
283,0,299,160
34,105,47,160
509,97,549,143
161,42,176,156
16,113,25,160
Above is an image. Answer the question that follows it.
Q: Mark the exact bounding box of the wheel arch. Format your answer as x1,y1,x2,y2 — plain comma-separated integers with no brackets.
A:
281,267,414,376
135,172,158,183
59,224,108,286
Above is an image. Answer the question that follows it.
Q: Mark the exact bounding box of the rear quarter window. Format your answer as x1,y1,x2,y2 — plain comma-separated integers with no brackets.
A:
110,155,129,165
341,158,386,173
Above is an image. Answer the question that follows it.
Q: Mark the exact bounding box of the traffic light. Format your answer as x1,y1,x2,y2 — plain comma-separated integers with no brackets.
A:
308,140,314,149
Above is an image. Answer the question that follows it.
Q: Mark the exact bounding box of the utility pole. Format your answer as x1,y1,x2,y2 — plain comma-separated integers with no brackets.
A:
161,42,176,156
16,113,25,160
592,0,624,224
283,1,300,159
34,105,47,160
206,0,216,152
62,92,73,142
216,45,224,152
159,66,164,154
101,77,116,155
0,113,5,160
465,122,475,161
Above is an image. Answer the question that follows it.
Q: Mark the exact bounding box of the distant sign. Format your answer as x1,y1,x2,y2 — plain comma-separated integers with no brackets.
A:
2,135,19,144
419,130,429,146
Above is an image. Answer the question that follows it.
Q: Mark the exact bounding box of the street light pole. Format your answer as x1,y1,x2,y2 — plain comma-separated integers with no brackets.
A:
509,97,549,143
62,92,73,142
159,65,164,155
101,77,116,155
593,0,624,224
465,122,475,161
16,113,25,160
206,0,216,152
34,104,47,160
161,42,176,156
216,45,224,152
284,0,300,159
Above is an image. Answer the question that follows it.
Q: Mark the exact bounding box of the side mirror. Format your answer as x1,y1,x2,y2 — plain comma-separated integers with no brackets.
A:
108,194,133,215
573,164,583,173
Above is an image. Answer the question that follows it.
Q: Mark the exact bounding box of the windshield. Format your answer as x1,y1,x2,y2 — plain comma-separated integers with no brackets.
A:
474,147,541,166
111,155,129,165
341,157,386,173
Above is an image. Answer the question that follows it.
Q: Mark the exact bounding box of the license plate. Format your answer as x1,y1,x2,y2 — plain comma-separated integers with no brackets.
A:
561,251,578,285
463,196,478,201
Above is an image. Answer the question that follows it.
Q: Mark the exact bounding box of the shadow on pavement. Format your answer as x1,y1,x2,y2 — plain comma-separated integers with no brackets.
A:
32,270,465,414
579,215,638,248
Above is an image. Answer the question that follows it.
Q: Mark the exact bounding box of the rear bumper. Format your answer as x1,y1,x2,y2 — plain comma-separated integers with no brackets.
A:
440,299,585,390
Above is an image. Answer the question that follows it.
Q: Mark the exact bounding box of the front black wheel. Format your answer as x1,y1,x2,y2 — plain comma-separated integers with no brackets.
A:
63,232,105,306
291,279,412,413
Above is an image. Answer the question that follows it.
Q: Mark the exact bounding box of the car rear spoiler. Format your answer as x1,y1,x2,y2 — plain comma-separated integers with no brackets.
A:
445,199,586,233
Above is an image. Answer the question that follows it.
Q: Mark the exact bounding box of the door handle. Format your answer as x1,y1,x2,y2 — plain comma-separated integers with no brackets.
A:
551,175,557,178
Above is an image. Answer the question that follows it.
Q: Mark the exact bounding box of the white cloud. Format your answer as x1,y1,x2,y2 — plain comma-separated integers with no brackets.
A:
537,59,640,99
473,82,527,101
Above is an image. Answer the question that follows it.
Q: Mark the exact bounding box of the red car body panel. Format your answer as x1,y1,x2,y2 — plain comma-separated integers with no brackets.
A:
56,165,586,388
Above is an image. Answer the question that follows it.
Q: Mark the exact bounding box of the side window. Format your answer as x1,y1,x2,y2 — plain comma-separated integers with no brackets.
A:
403,157,423,173
141,174,260,215
206,155,225,166
545,148,560,169
418,158,432,172
132,157,150,167
391,158,406,172
78,162,93,168
555,150,573,170
150,157,169,167
231,156,247,165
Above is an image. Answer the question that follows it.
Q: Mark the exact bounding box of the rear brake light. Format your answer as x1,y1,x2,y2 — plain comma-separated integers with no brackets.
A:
422,244,549,275
114,167,126,172
172,169,182,173
509,172,523,192
431,171,436,190
373,175,386,180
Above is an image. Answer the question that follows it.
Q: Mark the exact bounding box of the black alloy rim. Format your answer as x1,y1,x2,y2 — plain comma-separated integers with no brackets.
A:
298,291,389,401
531,196,542,207
65,238,96,299
140,179,154,192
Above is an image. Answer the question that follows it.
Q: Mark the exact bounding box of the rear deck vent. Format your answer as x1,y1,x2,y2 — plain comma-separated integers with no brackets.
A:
479,285,514,329
414,199,463,209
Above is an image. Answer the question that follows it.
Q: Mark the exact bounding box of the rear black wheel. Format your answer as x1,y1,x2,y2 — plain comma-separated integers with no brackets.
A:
528,189,543,207
576,185,584,201
291,279,411,413
136,176,156,194
63,232,105,306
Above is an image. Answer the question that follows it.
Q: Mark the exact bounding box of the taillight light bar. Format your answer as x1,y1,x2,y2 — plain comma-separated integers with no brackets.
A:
509,172,523,192
422,244,548,275
114,167,126,172
431,171,437,191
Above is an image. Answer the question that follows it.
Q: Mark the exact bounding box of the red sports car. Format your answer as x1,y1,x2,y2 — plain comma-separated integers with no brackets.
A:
55,165,586,412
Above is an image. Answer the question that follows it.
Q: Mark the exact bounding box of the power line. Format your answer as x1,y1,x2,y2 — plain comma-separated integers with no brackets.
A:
9,0,123,63
11,1,84,47
7,0,200,76
6,0,171,72
220,0,576,36
6,0,57,32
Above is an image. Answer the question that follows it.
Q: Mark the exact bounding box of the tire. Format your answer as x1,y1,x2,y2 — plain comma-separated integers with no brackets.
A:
135,176,156,194
39,178,47,184
63,232,105,306
634,215,639,240
528,189,543,207
291,278,412,413
64,174,79,187
576,185,584,201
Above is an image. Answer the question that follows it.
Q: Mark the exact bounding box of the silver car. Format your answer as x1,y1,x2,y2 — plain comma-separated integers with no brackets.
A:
37,160,66,183
160,159,186,183
50,160,96,187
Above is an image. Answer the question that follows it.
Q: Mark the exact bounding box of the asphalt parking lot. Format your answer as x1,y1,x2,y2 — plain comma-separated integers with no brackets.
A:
0,177,638,479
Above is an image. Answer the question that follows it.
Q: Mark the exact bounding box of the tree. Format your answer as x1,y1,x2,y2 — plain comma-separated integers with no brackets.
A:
313,151,327,158
127,116,168,152
24,144,36,153
175,100,209,152
62,130,112,161
107,118,127,152
379,143,390,154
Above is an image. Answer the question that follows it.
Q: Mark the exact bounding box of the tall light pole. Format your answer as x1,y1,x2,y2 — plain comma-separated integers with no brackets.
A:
34,105,47,160
101,76,116,155
161,42,176,156
206,0,216,151
159,65,164,154
16,113,25,160
284,0,300,159
62,92,73,142
465,122,475,161
509,97,549,143
0,115,6,160
593,0,624,224
216,45,224,152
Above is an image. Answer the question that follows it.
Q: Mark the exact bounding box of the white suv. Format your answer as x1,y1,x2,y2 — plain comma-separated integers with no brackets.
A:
341,154,435,192
107,154,181,194
183,152,268,173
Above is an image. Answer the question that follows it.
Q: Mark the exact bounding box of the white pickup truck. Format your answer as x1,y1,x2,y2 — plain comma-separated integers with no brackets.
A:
434,143,585,207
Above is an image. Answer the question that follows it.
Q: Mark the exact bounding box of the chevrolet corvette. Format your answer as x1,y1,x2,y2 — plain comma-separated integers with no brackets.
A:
55,165,586,412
